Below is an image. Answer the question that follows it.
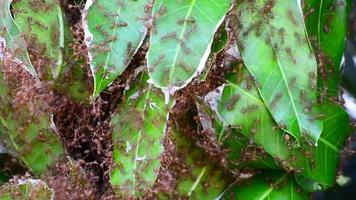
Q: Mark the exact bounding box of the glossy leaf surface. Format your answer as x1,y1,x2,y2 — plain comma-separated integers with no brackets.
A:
111,70,172,198
304,0,350,96
147,0,231,92
235,0,323,143
222,171,308,200
216,65,350,186
295,174,322,192
85,0,149,97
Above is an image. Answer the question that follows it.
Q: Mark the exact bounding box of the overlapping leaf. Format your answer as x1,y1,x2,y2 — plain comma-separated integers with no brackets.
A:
222,171,308,200
12,0,64,79
147,0,231,92
212,28,229,54
200,27,229,81
216,65,350,187
0,0,36,77
0,62,63,174
111,70,173,198
196,101,280,170
12,0,91,101
0,178,53,200
84,0,149,97
304,0,350,96
235,0,323,143
53,14,91,102
295,174,322,192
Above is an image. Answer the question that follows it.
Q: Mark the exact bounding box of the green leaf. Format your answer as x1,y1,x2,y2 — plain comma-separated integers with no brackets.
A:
0,0,37,77
199,27,229,81
147,0,231,92
0,172,7,183
295,174,322,192
299,101,350,186
222,171,309,200
54,64,91,102
84,0,149,97
12,0,64,80
53,14,91,102
196,100,280,170
216,65,350,187
304,0,351,97
111,69,173,198
223,129,281,170
212,28,228,54
159,128,228,199
0,178,53,200
234,0,323,143
0,63,63,175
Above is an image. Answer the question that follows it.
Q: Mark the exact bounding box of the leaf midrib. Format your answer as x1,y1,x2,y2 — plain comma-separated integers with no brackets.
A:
228,81,264,105
132,85,152,195
96,5,123,94
317,0,324,46
169,0,197,83
238,2,306,141
258,174,288,200
268,34,303,140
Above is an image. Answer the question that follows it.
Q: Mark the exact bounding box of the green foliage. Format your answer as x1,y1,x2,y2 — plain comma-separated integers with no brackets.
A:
200,27,229,81
304,0,350,97
10,0,90,100
0,172,7,183
211,28,229,54
217,64,350,187
196,100,281,170
12,0,64,79
161,128,228,199
0,72,63,174
0,0,352,199
295,174,322,192
0,0,67,176
234,0,323,143
223,171,309,200
0,0,37,77
0,178,53,200
111,69,173,198
147,0,231,92
85,0,149,97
